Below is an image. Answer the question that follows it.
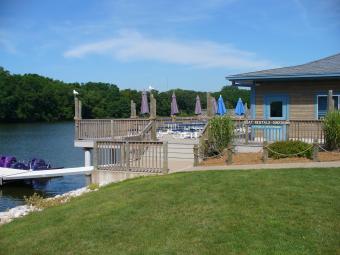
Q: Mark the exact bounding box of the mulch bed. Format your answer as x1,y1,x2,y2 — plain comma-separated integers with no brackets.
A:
200,151,340,166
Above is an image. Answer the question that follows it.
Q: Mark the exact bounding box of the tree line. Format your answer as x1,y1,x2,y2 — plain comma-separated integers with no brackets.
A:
0,67,250,122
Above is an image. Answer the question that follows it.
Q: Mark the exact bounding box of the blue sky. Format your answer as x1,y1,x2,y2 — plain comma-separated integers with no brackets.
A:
0,0,339,91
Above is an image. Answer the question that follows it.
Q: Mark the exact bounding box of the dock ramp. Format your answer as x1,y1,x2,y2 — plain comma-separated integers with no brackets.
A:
0,166,93,185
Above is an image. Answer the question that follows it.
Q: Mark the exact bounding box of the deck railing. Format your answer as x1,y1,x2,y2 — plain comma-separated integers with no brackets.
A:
232,119,324,145
288,120,324,143
94,140,168,173
75,117,208,140
75,119,150,140
155,116,208,129
75,118,324,145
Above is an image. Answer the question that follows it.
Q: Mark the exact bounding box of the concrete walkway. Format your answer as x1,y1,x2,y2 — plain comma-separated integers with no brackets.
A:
170,161,340,173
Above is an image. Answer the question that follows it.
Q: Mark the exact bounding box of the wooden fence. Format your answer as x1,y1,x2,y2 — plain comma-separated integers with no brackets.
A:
94,140,168,173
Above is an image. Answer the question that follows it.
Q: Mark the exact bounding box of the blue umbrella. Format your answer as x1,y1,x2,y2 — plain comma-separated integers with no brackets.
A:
235,98,245,116
217,95,227,115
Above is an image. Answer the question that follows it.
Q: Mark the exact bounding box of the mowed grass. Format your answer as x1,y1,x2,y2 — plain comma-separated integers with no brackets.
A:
0,168,339,255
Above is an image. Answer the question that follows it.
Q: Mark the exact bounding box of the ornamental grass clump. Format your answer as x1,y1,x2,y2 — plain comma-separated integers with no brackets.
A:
202,116,234,156
268,140,313,159
24,193,67,209
323,110,340,151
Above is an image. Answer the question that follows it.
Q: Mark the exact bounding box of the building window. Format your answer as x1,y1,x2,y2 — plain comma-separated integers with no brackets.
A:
270,101,283,117
317,95,339,119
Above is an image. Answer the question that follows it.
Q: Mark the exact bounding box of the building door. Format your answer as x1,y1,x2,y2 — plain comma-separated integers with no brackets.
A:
263,95,289,141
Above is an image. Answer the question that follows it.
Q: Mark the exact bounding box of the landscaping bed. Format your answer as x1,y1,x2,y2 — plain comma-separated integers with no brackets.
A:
0,168,339,255
200,151,340,166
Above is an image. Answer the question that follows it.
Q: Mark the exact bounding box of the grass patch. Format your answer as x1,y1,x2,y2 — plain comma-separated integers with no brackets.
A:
1,168,339,255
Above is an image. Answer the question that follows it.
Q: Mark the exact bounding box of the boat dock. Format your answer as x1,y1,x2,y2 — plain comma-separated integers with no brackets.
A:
0,166,93,186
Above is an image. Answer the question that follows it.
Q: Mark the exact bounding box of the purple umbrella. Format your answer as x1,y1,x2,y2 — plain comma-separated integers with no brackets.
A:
212,97,217,114
140,90,149,114
195,95,202,115
171,92,179,115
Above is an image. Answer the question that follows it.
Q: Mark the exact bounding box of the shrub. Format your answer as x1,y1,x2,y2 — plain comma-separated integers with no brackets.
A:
201,116,234,156
24,193,66,209
88,183,99,191
323,110,340,151
268,140,313,159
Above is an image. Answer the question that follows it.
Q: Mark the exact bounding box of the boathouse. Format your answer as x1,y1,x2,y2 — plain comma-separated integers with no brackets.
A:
227,53,340,120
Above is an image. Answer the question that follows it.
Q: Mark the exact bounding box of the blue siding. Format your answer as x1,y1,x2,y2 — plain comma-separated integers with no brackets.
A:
250,85,256,119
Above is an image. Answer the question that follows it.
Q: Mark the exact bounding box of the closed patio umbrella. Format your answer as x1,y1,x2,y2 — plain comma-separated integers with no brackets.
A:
217,95,227,115
194,95,202,115
140,90,149,114
171,92,179,115
235,98,245,116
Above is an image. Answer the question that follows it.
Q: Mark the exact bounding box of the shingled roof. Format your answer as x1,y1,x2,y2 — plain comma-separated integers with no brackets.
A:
227,53,340,82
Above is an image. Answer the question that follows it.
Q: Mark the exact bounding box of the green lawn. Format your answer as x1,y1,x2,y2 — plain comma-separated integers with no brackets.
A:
1,168,339,255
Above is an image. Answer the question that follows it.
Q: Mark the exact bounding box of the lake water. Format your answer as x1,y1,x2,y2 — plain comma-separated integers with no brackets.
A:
0,122,88,212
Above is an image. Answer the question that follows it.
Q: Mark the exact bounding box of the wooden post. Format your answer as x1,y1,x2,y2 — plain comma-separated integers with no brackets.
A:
262,141,268,163
150,94,154,119
153,96,157,118
110,120,114,139
245,119,249,144
193,144,199,167
151,120,157,140
93,142,98,170
78,100,82,119
149,94,157,120
125,142,130,171
312,138,319,162
204,138,209,157
162,141,168,174
75,119,80,140
121,143,125,169
286,122,290,141
150,95,157,140
207,92,213,117
224,144,233,165
74,96,79,120
130,100,137,118
327,90,334,112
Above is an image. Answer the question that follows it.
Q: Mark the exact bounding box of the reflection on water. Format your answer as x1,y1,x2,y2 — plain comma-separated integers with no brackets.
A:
0,122,87,212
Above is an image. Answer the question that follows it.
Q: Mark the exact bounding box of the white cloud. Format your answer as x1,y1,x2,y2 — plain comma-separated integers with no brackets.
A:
64,30,273,70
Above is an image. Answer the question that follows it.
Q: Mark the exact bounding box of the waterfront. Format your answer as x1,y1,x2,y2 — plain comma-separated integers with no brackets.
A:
0,122,88,212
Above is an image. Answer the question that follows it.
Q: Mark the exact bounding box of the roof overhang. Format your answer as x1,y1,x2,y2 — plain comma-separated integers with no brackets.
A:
228,73,340,87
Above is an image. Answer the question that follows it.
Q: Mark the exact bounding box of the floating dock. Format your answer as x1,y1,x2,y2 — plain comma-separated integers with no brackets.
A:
0,166,93,185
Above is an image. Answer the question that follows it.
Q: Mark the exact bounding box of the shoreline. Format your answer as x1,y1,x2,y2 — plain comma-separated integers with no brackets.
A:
0,186,95,225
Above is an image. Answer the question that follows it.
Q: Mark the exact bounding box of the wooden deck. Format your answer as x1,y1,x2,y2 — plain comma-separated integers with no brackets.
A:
73,117,326,173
